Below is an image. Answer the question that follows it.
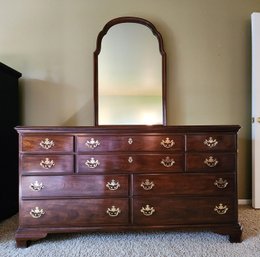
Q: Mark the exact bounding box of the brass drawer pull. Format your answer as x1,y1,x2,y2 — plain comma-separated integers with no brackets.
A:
39,138,54,150
161,156,175,167
85,138,100,149
106,180,120,190
40,158,55,169
214,203,228,215
30,181,44,191
106,206,121,217
141,204,155,216
204,137,218,148
85,157,100,168
214,178,228,189
128,156,133,163
30,207,45,218
128,138,133,144
161,137,175,148
141,179,154,190
204,156,218,167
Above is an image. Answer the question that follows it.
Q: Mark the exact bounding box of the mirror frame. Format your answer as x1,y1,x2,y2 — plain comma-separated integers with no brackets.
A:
94,16,167,126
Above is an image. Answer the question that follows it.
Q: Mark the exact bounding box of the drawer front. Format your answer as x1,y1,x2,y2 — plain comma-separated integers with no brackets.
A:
133,173,235,196
20,198,129,227
21,135,74,152
186,153,236,172
21,175,129,198
21,155,74,174
77,135,184,152
133,197,235,225
186,134,236,152
77,154,184,173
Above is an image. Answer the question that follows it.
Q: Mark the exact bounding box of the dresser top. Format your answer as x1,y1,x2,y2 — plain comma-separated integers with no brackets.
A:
15,125,240,134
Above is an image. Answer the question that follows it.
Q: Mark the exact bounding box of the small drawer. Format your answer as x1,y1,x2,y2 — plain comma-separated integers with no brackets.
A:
77,154,184,173
21,175,129,198
133,173,235,196
21,135,74,152
76,135,184,152
19,198,129,227
21,155,74,174
186,153,236,172
186,134,236,152
133,197,235,225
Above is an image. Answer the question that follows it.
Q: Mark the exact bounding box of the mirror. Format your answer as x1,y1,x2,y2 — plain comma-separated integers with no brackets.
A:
94,17,166,126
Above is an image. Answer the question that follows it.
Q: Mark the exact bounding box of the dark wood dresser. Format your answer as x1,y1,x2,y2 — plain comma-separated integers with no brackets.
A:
15,125,242,247
0,62,21,221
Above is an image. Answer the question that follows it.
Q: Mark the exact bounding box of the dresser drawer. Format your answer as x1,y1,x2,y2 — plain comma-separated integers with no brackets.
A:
77,154,184,173
21,135,74,152
133,197,235,225
21,175,129,198
186,153,236,172
21,155,74,174
186,134,236,152
76,135,184,152
133,173,235,196
19,198,129,227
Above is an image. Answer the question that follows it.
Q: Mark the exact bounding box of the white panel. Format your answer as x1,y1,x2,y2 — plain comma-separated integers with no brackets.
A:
251,13,260,208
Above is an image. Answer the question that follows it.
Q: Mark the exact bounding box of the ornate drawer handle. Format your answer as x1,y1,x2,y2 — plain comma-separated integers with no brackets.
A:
128,138,133,144
30,181,44,191
128,156,133,163
214,178,228,189
204,137,218,148
85,138,100,149
30,207,45,218
85,157,100,168
141,179,155,190
204,156,218,167
141,204,155,216
106,206,121,217
161,137,175,148
214,203,228,215
106,180,120,190
161,156,175,167
39,138,54,150
40,158,55,169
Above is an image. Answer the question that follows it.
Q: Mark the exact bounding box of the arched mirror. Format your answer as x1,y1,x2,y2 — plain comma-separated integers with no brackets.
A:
94,17,166,126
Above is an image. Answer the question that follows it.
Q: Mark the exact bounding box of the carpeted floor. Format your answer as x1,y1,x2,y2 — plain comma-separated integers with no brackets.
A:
0,205,260,257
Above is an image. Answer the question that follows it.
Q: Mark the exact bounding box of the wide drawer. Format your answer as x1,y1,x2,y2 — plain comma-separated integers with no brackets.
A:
76,135,184,152
21,155,74,174
186,153,236,172
133,173,235,196
77,154,184,173
19,198,129,227
133,197,235,225
186,134,236,152
21,175,129,198
21,135,74,152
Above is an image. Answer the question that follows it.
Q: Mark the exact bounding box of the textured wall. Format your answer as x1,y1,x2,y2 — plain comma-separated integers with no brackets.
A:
1,0,259,198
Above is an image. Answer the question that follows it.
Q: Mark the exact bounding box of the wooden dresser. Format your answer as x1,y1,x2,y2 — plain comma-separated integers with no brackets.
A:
0,63,21,221
15,125,242,247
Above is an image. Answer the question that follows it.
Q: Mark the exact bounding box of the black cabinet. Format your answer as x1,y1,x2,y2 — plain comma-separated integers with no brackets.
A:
0,62,21,220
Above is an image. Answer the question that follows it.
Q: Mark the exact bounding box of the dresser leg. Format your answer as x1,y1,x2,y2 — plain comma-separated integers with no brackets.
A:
15,229,48,248
228,227,243,243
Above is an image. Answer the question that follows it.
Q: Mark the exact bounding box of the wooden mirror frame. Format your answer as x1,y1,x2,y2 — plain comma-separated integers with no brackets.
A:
94,16,167,126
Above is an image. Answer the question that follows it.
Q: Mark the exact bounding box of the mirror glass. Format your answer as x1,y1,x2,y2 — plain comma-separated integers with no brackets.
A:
94,17,166,125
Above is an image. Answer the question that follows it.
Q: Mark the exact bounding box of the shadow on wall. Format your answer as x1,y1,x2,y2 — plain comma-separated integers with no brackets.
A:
19,78,94,126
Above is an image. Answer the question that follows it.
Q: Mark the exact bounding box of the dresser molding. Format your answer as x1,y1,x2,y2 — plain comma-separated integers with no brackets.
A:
15,125,242,247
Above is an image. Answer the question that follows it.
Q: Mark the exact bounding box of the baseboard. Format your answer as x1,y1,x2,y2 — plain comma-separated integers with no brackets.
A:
238,199,252,205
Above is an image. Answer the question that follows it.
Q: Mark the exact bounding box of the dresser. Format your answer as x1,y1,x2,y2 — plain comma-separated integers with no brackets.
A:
15,125,242,247
0,62,21,221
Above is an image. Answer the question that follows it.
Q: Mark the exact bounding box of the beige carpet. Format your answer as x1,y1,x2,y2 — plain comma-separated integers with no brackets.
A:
0,205,260,257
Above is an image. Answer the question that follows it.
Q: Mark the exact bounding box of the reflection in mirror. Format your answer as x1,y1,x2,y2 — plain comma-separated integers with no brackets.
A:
94,17,166,125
